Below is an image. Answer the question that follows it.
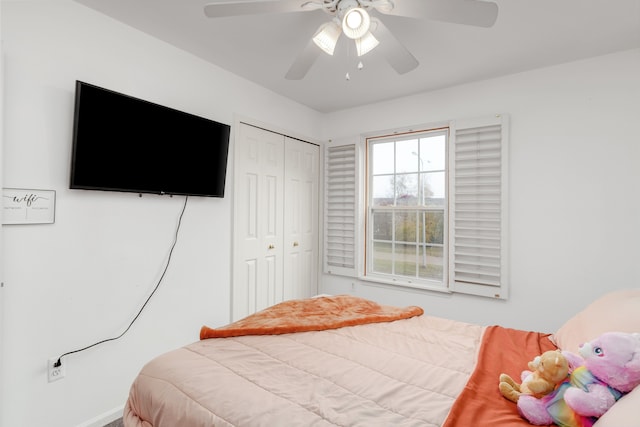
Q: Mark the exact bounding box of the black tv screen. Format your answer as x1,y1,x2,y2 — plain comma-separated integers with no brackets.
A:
70,81,231,197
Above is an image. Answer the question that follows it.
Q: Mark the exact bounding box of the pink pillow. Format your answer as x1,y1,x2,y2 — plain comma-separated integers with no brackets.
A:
593,386,640,427
550,289,640,353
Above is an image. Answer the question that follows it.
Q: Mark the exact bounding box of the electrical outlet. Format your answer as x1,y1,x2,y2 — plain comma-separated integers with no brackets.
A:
48,358,65,382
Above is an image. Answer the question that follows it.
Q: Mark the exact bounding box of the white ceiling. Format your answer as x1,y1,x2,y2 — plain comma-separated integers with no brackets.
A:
72,0,640,113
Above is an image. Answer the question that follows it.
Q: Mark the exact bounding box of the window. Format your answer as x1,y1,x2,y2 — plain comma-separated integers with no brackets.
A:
323,115,508,299
366,129,448,289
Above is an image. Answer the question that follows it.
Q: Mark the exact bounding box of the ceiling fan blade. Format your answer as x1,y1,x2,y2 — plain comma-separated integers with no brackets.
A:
204,0,307,18
285,39,322,80
371,18,419,75
375,0,498,28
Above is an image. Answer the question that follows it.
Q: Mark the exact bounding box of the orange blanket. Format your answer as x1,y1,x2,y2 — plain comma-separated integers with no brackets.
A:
443,324,558,427
200,294,424,339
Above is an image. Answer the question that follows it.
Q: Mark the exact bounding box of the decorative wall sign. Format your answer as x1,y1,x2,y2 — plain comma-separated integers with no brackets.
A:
2,188,56,224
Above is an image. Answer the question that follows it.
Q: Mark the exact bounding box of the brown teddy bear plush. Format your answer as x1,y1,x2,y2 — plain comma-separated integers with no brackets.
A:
499,350,569,403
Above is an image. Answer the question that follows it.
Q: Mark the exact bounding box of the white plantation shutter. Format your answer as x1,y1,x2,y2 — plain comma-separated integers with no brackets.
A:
324,144,357,276
449,115,509,299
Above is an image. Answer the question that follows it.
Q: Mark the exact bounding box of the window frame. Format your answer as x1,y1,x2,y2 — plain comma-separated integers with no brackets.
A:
364,127,450,291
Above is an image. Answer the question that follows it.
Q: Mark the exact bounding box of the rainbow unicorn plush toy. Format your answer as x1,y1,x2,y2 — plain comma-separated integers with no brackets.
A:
517,332,640,427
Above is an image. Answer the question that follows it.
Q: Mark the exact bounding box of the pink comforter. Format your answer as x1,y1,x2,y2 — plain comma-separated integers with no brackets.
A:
124,314,485,426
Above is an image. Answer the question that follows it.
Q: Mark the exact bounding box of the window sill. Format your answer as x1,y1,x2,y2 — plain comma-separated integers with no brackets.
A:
358,275,452,295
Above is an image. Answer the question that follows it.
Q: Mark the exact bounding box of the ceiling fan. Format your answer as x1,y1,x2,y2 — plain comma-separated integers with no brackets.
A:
203,0,498,80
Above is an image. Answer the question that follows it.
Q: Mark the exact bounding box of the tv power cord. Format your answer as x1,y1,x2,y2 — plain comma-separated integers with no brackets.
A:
53,195,189,368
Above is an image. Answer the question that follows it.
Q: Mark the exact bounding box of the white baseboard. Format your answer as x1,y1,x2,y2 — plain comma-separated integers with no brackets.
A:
76,405,124,427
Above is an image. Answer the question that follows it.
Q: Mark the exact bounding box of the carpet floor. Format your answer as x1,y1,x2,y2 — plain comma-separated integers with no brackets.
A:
103,418,124,427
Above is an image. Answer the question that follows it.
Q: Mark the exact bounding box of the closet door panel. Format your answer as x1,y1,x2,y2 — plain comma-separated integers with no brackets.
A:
233,123,284,321
284,138,319,300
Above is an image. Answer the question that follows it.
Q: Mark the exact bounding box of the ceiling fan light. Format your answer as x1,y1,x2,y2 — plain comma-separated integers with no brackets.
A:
342,7,370,39
312,21,341,55
356,31,379,56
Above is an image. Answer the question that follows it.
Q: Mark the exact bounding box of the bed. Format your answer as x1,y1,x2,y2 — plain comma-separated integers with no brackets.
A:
123,290,640,427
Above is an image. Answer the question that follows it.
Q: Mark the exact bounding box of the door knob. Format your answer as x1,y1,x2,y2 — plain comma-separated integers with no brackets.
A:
293,242,299,247
268,244,275,249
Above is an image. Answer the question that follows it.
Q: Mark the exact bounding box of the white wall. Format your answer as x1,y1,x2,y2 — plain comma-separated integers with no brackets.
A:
0,1,322,426
0,1,5,422
319,48,640,334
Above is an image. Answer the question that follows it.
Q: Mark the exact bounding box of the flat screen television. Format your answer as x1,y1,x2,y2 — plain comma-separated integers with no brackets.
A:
70,81,231,197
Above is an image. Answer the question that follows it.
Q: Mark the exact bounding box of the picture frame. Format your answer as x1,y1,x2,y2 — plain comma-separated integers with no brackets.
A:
2,188,56,225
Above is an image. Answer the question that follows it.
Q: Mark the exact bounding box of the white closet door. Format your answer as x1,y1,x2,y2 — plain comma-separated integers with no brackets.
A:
232,123,284,321
283,138,319,300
